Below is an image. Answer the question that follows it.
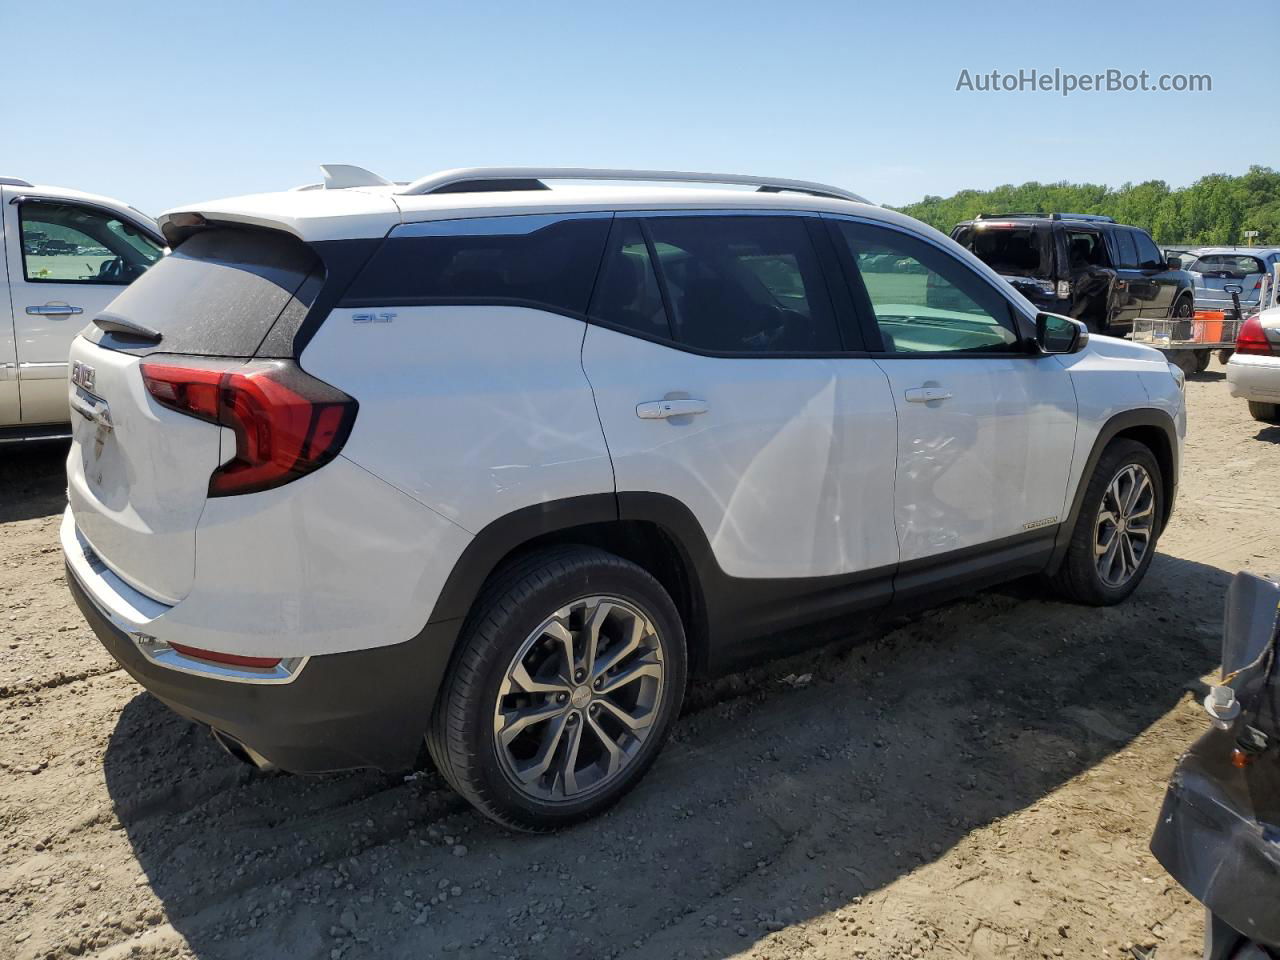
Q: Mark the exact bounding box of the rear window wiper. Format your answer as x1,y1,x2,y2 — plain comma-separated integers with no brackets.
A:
93,313,162,345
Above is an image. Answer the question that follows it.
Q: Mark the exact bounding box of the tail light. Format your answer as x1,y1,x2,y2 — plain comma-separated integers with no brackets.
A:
140,360,357,496
1235,314,1275,356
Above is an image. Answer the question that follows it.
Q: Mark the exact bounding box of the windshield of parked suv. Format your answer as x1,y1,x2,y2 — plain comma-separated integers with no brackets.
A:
953,224,1052,278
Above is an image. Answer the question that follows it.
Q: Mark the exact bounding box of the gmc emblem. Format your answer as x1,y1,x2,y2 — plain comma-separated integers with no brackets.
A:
71,361,96,392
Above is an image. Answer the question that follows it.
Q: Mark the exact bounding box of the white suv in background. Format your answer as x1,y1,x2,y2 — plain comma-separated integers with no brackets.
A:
62,166,1185,830
0,177,164,439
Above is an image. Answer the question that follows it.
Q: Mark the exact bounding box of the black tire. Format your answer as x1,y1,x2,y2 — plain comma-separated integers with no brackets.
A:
1167,351,1198,377
427,545,687,831
1172,295,1194,319
1194,349,1212,374
1249,401,1280,424
1049,439,1163,606
1217,349,1234,365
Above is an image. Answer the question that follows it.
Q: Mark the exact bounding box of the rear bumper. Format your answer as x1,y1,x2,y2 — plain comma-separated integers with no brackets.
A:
67,558,459,774
1227,354,1280,403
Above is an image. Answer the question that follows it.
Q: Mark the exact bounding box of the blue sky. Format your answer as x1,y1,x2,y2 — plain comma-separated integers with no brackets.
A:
4,1,1273,214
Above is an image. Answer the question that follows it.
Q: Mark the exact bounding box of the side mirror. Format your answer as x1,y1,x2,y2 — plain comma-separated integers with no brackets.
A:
1035,312,1089,354
1166,256,1183,271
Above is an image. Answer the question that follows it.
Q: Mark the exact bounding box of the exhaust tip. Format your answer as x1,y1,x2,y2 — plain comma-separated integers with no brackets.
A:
211,729,278,773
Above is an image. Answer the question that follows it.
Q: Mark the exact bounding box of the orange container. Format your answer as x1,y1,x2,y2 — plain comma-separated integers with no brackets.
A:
1193,317,1224,342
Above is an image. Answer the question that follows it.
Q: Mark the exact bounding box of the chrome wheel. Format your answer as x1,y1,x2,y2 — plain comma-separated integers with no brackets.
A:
493,596,665,802
1094,463,1155,588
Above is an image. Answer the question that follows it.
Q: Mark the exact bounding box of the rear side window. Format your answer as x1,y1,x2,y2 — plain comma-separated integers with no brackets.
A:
1065,231,1106,268
1112,229,1140,269
638,215,840,353
342,214,611,314
87,227,320,356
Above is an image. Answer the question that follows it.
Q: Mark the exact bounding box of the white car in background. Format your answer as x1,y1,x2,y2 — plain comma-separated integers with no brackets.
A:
0,177,165,441
1227,306,1280,423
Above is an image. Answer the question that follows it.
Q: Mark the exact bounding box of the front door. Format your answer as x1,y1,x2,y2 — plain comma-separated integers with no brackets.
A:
1,191,163,424
1108,226,1163,324
829,217,1078,570
1132,229,1179,315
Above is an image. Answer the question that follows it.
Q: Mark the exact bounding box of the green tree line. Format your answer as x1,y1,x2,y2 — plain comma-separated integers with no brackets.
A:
895,165,1280,245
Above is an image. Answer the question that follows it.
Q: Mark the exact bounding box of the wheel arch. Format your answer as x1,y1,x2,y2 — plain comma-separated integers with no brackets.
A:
426,494,713,676
1048,408,1179,574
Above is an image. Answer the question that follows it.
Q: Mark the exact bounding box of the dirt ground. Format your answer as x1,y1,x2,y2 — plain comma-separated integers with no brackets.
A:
2,358,1276,960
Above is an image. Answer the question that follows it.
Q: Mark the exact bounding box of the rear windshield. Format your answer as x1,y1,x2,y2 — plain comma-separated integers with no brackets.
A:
85,227,320,357
953,225,1052,278
1189,254,1266,278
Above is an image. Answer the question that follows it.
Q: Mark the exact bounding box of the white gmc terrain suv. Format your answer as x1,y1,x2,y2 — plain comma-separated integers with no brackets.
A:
62,166,1186,830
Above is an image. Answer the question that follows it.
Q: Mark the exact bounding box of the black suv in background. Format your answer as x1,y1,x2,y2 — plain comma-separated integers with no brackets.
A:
945,214,1195,333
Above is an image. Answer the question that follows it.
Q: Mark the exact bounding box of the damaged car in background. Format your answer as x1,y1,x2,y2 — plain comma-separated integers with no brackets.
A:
1152,571,1280,959
946,213,1195,334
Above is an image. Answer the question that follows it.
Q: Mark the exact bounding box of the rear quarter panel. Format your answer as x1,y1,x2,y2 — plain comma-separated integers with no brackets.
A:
299,305,615,534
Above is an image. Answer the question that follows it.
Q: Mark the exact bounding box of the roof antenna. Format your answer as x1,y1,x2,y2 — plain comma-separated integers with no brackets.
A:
319,164,392,190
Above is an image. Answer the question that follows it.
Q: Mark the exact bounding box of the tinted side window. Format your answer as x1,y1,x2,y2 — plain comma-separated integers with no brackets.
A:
835,220,1021,355
20,201,163,285
1134,231,1163,268
1112,229,1140,269
588,220,671,340
344,214,611,314
1065,230,1105,267
642,216,840,353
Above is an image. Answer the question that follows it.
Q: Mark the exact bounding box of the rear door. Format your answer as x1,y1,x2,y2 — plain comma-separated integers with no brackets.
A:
66,227,320,603
1,191,164,424
829,217,1077,574
583,213,899,585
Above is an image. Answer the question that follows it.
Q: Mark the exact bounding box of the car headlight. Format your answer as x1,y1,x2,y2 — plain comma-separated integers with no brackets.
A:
1168,361,1185,392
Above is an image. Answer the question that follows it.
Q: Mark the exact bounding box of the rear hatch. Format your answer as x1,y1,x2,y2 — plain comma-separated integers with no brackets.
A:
1191,253,1266,305
66,227,326,604
949,222,1058,303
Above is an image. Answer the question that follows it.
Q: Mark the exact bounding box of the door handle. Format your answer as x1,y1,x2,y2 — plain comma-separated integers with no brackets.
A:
27,304,84,316
904,387,952,403
636,398,709,419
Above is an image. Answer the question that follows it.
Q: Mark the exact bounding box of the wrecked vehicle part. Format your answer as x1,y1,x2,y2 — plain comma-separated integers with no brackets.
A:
1151,572,1280,957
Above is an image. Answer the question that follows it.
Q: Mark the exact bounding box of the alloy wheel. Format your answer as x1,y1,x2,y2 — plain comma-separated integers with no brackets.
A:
1094,463,1156,588
492,596,665,802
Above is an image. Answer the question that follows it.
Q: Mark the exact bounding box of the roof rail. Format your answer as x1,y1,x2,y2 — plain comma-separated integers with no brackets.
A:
0,176,34,188
976,212,1115,223
397,167,869,204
